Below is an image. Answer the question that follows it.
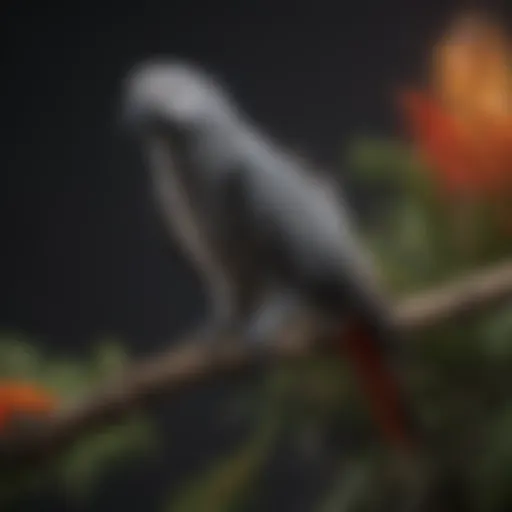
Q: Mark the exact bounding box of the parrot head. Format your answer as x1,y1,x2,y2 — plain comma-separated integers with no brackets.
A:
119,58,238,139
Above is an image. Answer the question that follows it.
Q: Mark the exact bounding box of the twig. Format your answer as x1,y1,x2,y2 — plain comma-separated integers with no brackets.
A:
394,259,512,330
2,259,512,468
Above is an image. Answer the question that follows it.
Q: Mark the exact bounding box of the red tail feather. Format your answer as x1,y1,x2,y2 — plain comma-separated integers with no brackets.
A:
341,321,415,452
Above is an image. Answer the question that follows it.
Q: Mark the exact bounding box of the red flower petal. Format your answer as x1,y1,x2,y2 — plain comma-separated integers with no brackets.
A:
398,89,481,194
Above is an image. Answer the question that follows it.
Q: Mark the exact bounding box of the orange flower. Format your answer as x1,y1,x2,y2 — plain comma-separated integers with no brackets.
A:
432,13,510,123
399,12,512,199
399,89,478,194
0,381,57,432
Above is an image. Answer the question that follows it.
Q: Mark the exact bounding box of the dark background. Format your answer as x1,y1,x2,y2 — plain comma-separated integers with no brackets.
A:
1,1,510,510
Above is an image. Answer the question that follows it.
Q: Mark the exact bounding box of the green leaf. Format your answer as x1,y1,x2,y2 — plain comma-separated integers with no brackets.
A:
0,336,42,378
167,423,275,512
58,416,157,498
474,404,512,511
316,460,371,512
0,335,158,508
479,302,512,362
92,339,130,379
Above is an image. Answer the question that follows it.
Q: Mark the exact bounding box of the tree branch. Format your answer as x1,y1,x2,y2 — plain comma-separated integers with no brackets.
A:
3,260,512,468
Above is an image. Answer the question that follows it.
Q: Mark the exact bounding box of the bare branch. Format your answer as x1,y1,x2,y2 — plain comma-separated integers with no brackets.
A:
395,259,512,331
2,260,512,468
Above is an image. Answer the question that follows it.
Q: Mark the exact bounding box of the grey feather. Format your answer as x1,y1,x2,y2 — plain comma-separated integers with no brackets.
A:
120,58,392,344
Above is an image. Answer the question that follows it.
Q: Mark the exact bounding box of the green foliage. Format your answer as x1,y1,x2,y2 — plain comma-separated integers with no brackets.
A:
317,458,373,512
476,403,512,511
346,136,512,291
316,451,402,512
58,416,156,497
0,335,157,506
166,381,282,512
319,135,512,510
2,134,512,510
166,424,273,512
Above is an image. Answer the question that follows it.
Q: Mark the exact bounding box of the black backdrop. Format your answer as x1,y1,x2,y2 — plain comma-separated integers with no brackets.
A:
2,1,510,510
